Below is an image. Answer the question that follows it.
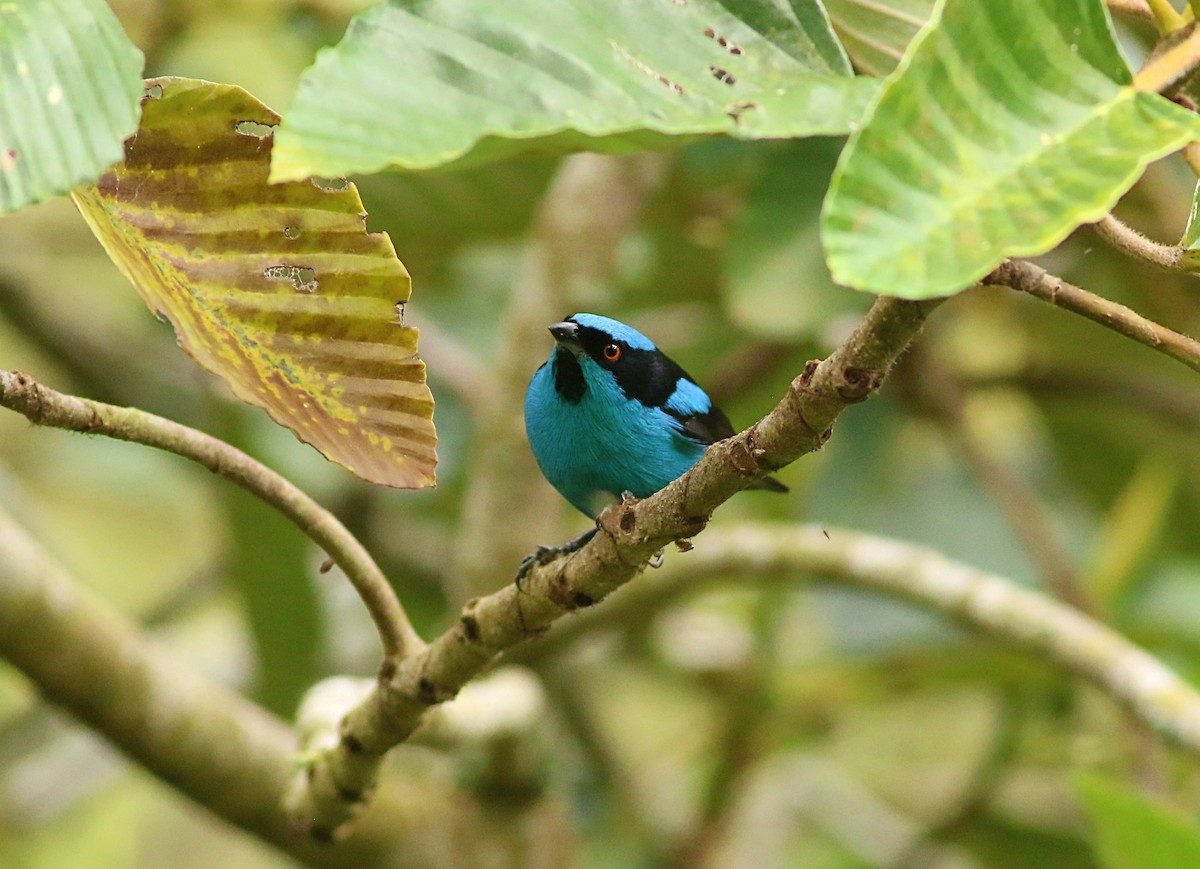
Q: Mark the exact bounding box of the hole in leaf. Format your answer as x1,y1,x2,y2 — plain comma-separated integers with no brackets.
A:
143,84,163,100
264,264,319,293
610,41,685,95
726,101,756,125
703,26,743,55
709,66,736,86
1,148,18,171
395,301,406,325
236,120,275,139
283,226,301,240
311,176,350,193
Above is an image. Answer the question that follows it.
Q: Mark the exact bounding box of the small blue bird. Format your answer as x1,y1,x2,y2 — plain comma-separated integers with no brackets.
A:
521,313,786,573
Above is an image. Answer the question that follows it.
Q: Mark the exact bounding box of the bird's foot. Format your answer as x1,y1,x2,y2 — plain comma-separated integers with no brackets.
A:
648,548,665,569
515,527,598,589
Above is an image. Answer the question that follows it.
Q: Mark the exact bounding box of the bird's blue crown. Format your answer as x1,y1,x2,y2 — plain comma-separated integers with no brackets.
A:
569,313,656,351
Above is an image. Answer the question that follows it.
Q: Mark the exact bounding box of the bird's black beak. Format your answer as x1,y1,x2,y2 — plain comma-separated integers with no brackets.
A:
548,320,583,354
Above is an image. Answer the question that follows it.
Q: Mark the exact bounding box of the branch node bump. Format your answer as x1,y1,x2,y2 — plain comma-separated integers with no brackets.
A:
460,610,482,642
377,657,397,682
416,677,451,705
837,366,883,402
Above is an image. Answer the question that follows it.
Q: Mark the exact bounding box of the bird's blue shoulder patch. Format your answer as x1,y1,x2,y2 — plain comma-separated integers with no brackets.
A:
665,378,712,416
570,313,656,351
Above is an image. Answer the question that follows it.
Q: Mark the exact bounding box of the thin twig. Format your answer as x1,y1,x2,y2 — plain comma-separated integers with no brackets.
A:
284,294,943,839
982,260,1200,375
0,370,422,660
1092,214,1185,270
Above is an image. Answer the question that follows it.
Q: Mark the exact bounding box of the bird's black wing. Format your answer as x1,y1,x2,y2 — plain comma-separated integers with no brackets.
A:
663,372,789,494
667,401,736,446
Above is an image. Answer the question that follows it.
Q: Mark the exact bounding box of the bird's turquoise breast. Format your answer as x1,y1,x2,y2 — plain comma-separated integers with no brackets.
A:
525,356,705,517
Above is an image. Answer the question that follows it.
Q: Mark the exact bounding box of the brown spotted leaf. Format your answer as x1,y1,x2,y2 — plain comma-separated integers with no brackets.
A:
74,77,436,488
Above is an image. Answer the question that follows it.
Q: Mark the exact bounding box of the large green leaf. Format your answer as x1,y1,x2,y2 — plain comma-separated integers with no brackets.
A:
0,0,144,214
1076,773,1200,869
824,0,935,76
821,0,1200,299
270,0,877,181
74,78,437,489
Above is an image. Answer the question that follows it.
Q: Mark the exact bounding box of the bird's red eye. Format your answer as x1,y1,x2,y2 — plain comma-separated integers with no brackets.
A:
603,343,621,362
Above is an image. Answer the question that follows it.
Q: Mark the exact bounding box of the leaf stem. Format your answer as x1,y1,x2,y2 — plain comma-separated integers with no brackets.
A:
1134,22,1200,91
1092,214,1185,269
0,370,423,660
1143,0,1187,32
982,260,1200,375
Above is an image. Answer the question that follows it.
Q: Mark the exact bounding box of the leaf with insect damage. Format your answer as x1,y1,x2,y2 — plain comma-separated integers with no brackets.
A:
74,77,437,488
270,0,878,181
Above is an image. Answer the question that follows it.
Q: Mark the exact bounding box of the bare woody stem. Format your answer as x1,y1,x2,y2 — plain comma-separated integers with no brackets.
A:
284,293,942,839
982,260,1200,375
0,370,422,660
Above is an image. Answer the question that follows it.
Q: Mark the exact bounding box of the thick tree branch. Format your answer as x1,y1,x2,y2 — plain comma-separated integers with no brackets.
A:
0,509,494,868
538,524,1200,758
0,370,421,660
691,526,1200,755
285,293,941,838
982,260,1200,375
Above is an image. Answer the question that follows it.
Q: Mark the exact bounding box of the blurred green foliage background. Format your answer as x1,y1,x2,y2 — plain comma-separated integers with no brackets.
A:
3,1,1200,867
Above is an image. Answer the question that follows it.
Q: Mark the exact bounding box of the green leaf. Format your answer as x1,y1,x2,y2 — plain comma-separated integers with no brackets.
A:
74,77,437,489
1076,773,1200,869
270,0,878,181
1179,180,1200,267
824,0,935,76
821,0,1200,299
0,0,144,214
